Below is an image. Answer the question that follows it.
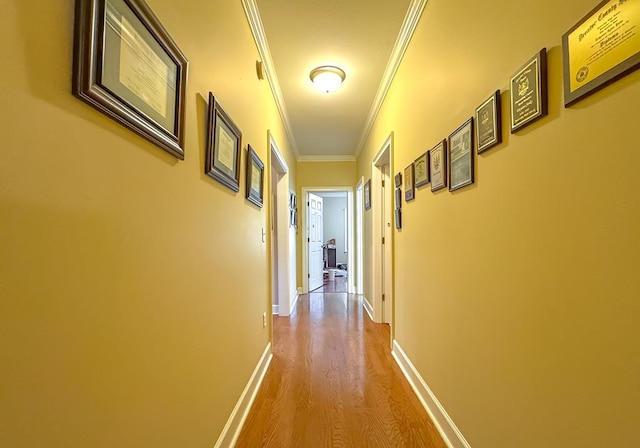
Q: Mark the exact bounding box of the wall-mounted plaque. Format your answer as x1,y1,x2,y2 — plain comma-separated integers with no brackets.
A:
404,164,415,201
394,172,402,188
448,118,474,192
429,140,447,192
414,151,430,187
563,0,640,107
475,90,502,153
510,49,548,133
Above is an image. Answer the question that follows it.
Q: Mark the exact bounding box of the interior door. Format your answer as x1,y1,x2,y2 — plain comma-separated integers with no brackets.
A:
308,193,324,291
381,166,393,324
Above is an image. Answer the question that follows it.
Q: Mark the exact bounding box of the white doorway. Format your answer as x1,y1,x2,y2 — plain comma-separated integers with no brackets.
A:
356,178,364,295
301,186,355,294
371,134,394,329
307,193,324,292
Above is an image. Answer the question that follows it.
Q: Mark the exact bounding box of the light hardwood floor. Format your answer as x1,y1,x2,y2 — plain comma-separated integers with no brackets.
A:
235,289,447,447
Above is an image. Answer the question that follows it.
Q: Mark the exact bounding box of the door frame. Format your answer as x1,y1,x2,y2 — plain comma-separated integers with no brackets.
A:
356,178,364,295
301,186,355,294
371,134,394,332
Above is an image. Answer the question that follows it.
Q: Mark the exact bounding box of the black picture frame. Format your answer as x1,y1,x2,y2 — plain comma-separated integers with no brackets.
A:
562,0,640,107
395,209,402,230
429,139,447,192
394,172,402,188
448,118,474,192
510,48,548,133
475,90,502,153
206,93,242,192
73,0,188,159
414,151,430,187
246,145,264,208
404,164,415,201
395,188,402,209
364,179,371,211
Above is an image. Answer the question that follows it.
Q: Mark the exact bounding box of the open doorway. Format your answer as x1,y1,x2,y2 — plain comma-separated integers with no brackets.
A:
301,187,355,295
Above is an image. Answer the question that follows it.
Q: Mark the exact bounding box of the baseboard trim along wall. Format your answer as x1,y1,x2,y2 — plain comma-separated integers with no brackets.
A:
272,305,279,315
214,343,273,448
362,296,374,321
391,340,472,448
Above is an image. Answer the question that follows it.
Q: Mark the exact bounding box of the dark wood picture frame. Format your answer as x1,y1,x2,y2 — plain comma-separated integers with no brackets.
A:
73,0,188,159
562,0,640,107
510,48,548,133
414,151,430,187
448,118,474,192
394,172,402,188
475,90,502,153
404,164,415,201
206,93,242,192
429,139,447,192
395,188,402,209
364,179,371,211
395,209,402,230
246,145,264,208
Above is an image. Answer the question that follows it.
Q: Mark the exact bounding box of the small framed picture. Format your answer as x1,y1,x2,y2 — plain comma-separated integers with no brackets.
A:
364,179,371,211
448,118,474,192
206,93,242,192
395,209,402,230
395,188,402,209
246,145,264,208
510,48,548,133
394,172,402,188
414,151,430,187
475,90,502,153
404,164,415,201
429,139,447,192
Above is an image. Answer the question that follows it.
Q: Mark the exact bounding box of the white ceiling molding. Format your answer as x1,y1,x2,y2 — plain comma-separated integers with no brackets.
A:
353,0,428,160
241,0,300,159
297,155,357,163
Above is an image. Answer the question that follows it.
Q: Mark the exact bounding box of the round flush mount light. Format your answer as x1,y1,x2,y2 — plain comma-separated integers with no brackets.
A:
309,66,346,93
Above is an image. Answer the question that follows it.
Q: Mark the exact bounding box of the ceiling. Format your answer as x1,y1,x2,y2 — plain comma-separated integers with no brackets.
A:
251,0,416,160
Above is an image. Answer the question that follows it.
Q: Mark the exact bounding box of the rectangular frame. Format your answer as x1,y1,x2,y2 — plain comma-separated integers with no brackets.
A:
206,93,242,192
395,188,402,209
246,145,264,208
562,0,640,107
73,0,188,159
414,151,430,187
394,172,402,188
429,139,447,192
395,209,402,230
404,164,415,201
364,179,371,211
475,90,502,153
448,118,474,192
510,48,548,133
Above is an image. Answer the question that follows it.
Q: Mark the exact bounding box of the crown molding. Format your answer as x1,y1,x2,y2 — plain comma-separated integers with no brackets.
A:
354,0,428,160
297,155,356,163
241,0,300,160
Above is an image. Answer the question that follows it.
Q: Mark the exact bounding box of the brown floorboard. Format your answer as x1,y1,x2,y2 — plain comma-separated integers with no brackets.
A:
235,291,447,448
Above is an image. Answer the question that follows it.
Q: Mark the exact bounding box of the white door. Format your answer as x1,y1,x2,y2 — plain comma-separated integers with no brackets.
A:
381,166,393,324
308,193,324,291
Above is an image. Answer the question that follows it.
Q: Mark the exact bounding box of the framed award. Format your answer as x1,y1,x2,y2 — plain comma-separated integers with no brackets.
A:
510,49,548,133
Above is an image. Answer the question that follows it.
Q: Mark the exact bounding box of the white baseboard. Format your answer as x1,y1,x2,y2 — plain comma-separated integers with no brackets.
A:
296,287,303,294
272,305,279,315
214,343,273,448
290,292,300,314
362,295,374,321
392,340,471,448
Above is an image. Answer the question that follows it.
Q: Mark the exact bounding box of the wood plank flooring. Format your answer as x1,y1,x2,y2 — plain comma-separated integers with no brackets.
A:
235,290,447,447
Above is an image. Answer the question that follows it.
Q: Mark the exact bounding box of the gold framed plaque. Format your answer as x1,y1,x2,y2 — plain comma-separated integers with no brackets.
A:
429,139,447,192
448,118,474,192
563,0,640,107
475,90,502,153
246,145,264,208
73,0,188,159
206,93,242,192
510,49,548,133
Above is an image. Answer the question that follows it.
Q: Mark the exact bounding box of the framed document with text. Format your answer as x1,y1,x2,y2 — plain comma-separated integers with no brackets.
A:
364,180,371,211
206,93,242,192
475,90,502,153
246,145,264,208
404,164,415,201
563,0,640,106
73,0,188,159
414,152,430,187
510,49,548,133
429,140,447,192
448,118,474,192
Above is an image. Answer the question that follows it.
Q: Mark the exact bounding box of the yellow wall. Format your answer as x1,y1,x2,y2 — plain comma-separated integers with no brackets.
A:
0,0,295,446
358,0,640,447
295,161,357,288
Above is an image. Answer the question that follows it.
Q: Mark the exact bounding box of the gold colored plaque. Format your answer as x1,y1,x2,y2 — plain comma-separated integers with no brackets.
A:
563,0,640,106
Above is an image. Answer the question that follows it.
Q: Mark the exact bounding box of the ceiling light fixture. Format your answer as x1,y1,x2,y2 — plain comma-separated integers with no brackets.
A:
309,66,346,93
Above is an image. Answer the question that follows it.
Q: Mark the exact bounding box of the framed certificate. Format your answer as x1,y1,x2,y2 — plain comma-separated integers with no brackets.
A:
414,151,430,187
404,164,415,201
394,172,402,188
475,90,502,153
246,146,264,208
510,49,548,133
429,139,447,192
73,0,188,159
562,0,640,107
206,93,242,192
364,180,371,211
448,118,474,192
395,188,402,209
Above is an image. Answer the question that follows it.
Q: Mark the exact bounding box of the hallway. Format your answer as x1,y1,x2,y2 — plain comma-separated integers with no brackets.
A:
235,291,446,447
